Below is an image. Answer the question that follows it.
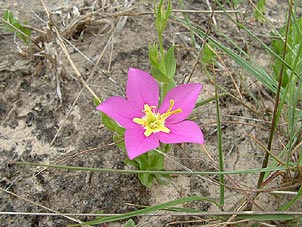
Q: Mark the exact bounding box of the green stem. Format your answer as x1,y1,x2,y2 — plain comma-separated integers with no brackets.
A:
194,93,227,109
214,67,224,208
158,32,164,56
13,161,287,175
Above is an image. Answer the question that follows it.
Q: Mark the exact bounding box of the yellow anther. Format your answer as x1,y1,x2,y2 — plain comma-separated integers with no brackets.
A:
161,100,182,120
133,99,182,137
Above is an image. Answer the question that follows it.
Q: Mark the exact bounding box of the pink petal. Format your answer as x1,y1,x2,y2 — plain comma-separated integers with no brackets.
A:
159,83,202,124
157,120,204,144
96,96,143,128
126,68,159,111
125,127,160,160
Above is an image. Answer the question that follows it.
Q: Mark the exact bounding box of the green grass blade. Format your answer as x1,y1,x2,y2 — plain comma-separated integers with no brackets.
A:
174,17,279,94
278,186,302,211
237,214,293,221
214,70,224,207
70,196,219,226
195,93,227,109
13,161,290,175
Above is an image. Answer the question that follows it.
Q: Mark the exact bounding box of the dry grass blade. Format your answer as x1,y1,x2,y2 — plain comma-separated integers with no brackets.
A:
39,0,100,102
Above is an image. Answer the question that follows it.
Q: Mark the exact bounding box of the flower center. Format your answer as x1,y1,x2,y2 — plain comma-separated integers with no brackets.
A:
133,99,182,137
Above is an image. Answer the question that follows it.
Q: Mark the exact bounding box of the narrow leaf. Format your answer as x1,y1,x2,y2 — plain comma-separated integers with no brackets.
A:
71,196,217,226
165,46,176,79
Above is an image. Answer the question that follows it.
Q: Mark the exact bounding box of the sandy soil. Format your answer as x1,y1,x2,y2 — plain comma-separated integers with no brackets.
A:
0,0,300,226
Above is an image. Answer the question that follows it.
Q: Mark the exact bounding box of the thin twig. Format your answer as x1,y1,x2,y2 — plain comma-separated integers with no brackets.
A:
50,9,128,145
39,0,101,103
245,133,286,166
0,100,18,126
174,19,251,111
54,28,101,102
199,145,264,211
206,0,217,26
35,139,123,177
184,13,211,84
223,200,249,227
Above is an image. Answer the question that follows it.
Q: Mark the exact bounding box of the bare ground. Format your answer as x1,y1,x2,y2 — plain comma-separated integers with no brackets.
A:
0,0,300,226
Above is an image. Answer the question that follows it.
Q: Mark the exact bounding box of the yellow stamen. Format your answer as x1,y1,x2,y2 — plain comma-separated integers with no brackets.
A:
161,100,182,119
133,99,182,137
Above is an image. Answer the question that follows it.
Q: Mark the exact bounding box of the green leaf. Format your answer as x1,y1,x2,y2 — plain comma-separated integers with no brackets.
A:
101,114,118,132
2,10,32,44
253,0,266,22
148,43,160,67
148,42,173,83
271,17,302,88
72,196,214,226
124,158,140,169
22,23,32,37
164,46,176,79
179,18,279,94
149,151,164,170
125,154,169,187
238,214,293,221
201,41,216,64
4,10,12,23
278,185,302,211
100,113,124,135
150,65,171,83
163,143,172,153
154,0,172,37
124,150,167,187
134,153,149,170
154,173,170,184
138,173,154,188
123,219,135,227
3,10,16,33
93,97,101,106
113,134,125,150
161,79,175,99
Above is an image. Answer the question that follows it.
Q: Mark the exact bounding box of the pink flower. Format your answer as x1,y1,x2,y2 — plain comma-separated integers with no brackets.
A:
97,68,204,160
